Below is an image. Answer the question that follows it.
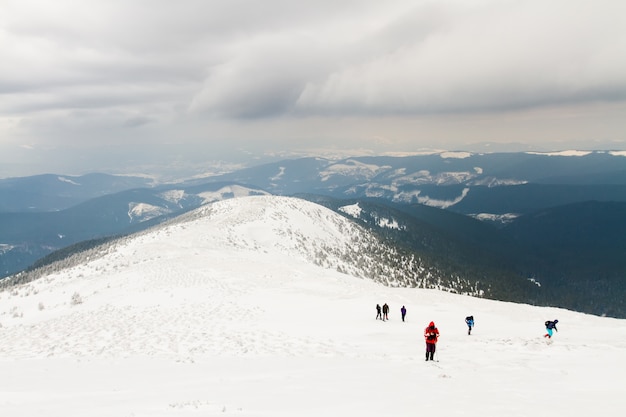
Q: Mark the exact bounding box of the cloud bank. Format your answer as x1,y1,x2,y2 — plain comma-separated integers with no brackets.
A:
1,0,625,176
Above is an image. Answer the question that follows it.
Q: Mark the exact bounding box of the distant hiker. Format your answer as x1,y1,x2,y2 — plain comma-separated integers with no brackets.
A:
465,315,474,335
382,303,389,321
401,306,407,322
544,319,558,338
376,304,382,320
424,321,440,361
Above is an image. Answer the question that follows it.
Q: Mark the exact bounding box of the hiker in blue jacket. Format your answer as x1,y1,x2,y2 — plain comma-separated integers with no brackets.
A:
544,319,558,338
465,315,474,335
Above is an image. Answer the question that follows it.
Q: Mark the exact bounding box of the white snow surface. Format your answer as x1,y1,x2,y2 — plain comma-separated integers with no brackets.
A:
338,202,362,218
320,159,391,182
159,189,186,205
197,185,269,204
439,151,472,159
0,244,15,254
471,212,520,224
128,202,170,222
526,150,593,157
1,195,626,416
339,202,403,230
57,176,81,186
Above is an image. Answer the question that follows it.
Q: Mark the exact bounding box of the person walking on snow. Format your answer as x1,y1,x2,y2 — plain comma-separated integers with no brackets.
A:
544,319,558,338
376,304,382,320
465,315,474,335
424,321,440,361
382,303,389,321
401,306,407,322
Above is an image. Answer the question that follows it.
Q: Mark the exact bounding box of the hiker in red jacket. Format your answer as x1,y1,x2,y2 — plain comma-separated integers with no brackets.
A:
424,321,440,361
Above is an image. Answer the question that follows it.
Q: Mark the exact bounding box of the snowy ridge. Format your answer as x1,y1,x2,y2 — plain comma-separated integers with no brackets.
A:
57,176,81,186
0,196,625,415
319,159,391,182
526,150,593,157
470,212,520,224
3,196,475,294
128,202,170,222
173,196,464,291
124,186,266,224
159,189,186,205
176,195,368,259
196,185,270,204
0,243,15,255
340,202,404,230
345,169,480,208
470,177,528,187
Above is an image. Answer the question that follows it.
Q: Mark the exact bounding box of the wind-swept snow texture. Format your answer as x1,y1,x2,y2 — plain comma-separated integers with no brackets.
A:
1,196,625,416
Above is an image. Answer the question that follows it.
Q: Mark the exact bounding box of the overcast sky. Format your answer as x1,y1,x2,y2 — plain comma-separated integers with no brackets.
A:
1,0,626,178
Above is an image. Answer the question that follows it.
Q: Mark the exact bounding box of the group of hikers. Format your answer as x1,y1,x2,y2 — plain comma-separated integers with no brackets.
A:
376,304,558,361
376,303,407,322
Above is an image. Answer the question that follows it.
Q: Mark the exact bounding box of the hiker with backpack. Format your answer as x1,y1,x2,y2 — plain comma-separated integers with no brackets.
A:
376,304,382,320
424,321,440,361
465,315,474,335
544,319,558,338
382,303,389,321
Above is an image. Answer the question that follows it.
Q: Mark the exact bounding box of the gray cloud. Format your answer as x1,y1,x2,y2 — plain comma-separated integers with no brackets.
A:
295,1,626,115
1,0,625,177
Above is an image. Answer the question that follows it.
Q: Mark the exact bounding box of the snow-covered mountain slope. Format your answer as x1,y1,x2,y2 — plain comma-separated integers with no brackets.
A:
6,195,480,295
1,196,625,416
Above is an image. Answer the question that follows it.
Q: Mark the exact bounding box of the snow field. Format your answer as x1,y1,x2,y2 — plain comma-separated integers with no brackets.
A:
1,196,625,416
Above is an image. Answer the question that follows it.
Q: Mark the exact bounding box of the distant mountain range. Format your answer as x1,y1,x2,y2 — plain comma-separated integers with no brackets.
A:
0,173,156,212
1,151,625,317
